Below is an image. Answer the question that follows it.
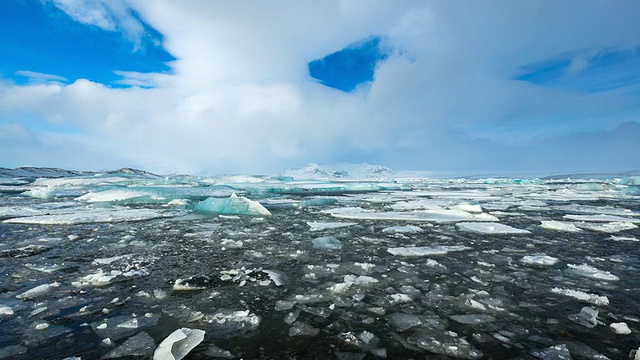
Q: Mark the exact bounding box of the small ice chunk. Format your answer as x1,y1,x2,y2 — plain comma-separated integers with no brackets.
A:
35,322,49,330
103,331,156,359
15,282,60,300
566,264,619,281
172,276,212,291
307,221,356,231
449,314,497,325
288,321,320,337
531,344,572,360
610,322,631,334
262,270,286,286
387,245,471,257
550,288,609,306
564,214,640,223
386,313,423,332
204,344,235,359
153,328,205,360
382,225,422,234
540,220,581,232
193,193,271,216
456,222,530,234
568,306,598,328
312,236,342,250
521,255,559,266
0,306,14,315
407,330,483,359
609,235,639,242
576,221,638,233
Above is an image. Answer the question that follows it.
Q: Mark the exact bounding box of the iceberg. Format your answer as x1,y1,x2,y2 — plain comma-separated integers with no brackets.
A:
193,193,271,216
76,189,164,204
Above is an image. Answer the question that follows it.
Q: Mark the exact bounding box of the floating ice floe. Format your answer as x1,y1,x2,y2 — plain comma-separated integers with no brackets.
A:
568,306,599,328
76,189,164,204
521,255,559,266
382,225,423,233
456,222,530,234
609,235,639,242
72,269,148,287
324,208,498,223
312,236,343,250
387,245,471,257
406,330,483,359
103,331,156,359
575,221,638,233
531,344,572,360
307,221,356,232
540,220,581,232
193,193,271,216
3,208,170,225
550,288,609,306
563,214,640,223
327,275,379,293
153,327,205,360
15,282,60,300
566,264,619,281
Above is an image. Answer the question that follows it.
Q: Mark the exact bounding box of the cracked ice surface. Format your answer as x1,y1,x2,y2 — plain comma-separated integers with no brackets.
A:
0,173,638,359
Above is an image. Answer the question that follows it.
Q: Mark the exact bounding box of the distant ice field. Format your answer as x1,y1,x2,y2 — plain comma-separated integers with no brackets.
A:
0,170,639,359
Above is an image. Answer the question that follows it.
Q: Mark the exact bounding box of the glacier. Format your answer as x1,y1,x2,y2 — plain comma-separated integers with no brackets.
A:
0,167,638,359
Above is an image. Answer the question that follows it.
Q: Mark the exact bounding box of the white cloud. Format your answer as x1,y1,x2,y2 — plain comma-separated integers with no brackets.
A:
51,0,145,49
2,1,640,174
15,70,68,84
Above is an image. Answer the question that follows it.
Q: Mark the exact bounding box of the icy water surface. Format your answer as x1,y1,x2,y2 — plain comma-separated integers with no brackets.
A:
1,172,640,359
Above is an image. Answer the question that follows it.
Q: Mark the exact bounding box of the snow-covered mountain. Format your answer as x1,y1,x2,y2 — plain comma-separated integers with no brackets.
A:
281,163,394,180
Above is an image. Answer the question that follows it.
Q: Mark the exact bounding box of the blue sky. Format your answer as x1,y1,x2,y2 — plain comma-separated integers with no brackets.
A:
1,1,639,175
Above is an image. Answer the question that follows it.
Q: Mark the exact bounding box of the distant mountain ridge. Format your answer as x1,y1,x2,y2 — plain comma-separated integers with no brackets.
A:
0,167,161,179
281,163,395,180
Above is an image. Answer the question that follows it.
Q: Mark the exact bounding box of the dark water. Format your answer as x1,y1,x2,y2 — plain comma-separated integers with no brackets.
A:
1,179,640,359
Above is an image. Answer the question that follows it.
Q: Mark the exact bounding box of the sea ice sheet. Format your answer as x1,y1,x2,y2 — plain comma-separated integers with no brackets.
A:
3,208,170,225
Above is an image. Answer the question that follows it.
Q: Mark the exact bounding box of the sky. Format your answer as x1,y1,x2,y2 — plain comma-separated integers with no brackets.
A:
1,0,639,176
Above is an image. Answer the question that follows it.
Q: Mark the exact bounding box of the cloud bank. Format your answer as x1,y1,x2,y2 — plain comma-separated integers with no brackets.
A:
1,0,639,175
